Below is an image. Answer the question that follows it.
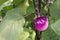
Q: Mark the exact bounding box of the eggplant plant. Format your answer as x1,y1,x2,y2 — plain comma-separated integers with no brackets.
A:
0,0,60,40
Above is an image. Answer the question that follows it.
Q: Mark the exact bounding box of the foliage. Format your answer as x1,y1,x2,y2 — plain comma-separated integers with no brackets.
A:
0,0,60,40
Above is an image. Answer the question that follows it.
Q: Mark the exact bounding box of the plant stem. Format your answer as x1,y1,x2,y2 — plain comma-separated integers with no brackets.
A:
32,0,39,16
38,0,42,13
47,5,50,17
35,0,42,40
32,0,42,40
46,0,50,18
35,30,42,40
24,13,34,18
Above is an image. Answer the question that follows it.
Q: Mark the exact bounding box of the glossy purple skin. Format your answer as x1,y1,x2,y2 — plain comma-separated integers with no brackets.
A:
34,16,48,31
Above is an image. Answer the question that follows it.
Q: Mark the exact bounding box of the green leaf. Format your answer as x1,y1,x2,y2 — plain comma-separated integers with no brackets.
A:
13,0,23,7
13,0,29,15
26,0,34,14
0,0,8,6
3,5,13,11
23,20,36,40
42,27,60,40
0,0,13,11
26,31,36,40
51,19,60,36
3,8,23,20
50,0,60,36
18,31,29,40
25,13,35,21
50,0,60,20
19,0,29,15
0,8,25,40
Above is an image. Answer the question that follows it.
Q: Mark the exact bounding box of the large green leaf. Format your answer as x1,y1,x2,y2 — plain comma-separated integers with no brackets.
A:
0,8,25,40
42,27,60,40
50,0,60,20
50,0,60,36
51,19,60,36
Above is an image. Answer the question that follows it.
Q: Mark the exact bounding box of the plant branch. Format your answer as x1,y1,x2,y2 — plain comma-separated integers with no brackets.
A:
46,0,51,18
38,0,42,13
24,13,34,18
35,30,42,40
35,0,42,40
32,0,39,16
32,0,42,40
